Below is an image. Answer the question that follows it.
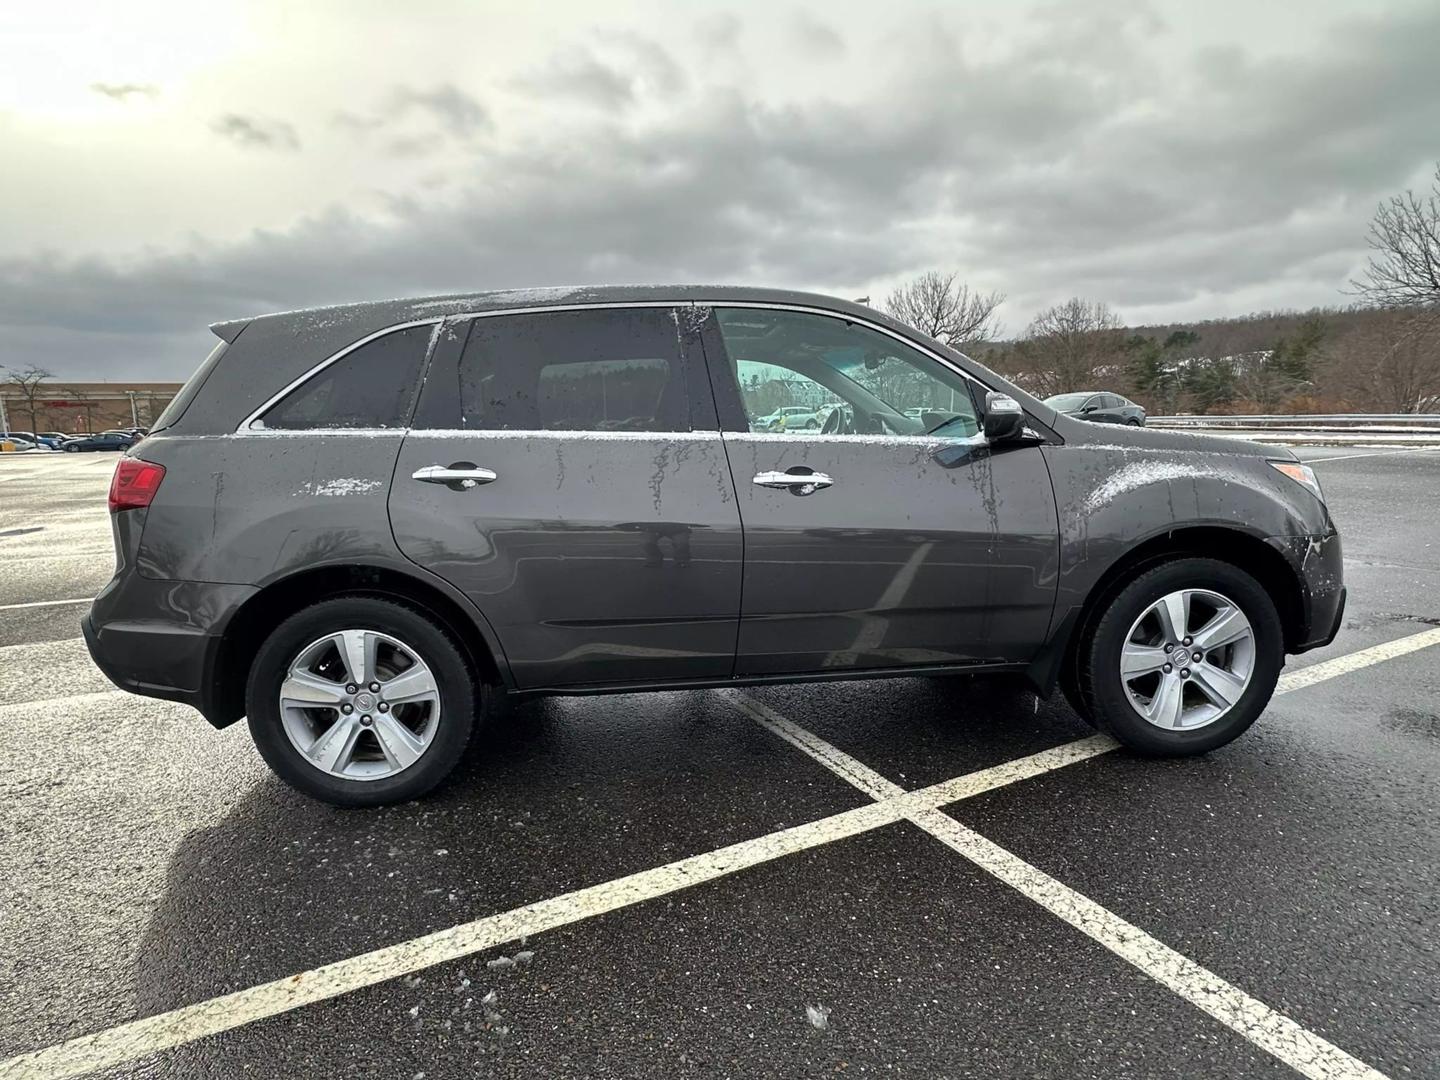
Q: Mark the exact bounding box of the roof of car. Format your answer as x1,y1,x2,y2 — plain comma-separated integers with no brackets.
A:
209,285,889,343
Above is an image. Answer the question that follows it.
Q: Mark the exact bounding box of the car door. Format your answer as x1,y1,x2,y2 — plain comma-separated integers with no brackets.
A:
700,305,1059,676
389,305,743,690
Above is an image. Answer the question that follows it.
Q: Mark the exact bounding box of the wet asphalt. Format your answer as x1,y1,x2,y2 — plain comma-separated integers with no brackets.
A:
1,446,1438,1079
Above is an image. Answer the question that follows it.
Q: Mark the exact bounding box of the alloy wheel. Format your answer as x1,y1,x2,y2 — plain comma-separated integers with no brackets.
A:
1120,588,1256,731
278,629,441,780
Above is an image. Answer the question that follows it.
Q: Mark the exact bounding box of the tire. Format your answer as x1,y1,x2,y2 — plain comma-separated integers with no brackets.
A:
1078,558,1282,756
64,444,78,452
1126,418,1142,426
246,596,480,806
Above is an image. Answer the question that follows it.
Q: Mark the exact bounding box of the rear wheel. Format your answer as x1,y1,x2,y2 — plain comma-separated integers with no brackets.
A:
1078,558,1282,755
246,596,480,806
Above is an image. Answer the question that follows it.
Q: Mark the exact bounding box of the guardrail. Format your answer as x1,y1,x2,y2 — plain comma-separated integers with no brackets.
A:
1145,414,1440,446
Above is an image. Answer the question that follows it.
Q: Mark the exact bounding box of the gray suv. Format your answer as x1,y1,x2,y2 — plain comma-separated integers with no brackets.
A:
85,287,1345,806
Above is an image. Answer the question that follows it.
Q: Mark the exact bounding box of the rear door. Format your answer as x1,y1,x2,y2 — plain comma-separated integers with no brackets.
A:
702,306,1059,675
389,305,743,690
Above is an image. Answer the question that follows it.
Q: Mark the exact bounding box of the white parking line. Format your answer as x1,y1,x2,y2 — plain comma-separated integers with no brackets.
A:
731,624,1440,1080
0,597,93,611
1275,626,1440,692
0,739,1115,1080
1299,447,1440,464
4,627,1434,1080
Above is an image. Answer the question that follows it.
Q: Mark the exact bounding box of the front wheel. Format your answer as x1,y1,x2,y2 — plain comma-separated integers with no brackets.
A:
64,444,78,452
1078,558,1282,755
246,596,480,806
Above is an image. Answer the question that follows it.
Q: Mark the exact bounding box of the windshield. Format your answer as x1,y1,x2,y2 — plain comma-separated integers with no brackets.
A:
1045,393,1093,409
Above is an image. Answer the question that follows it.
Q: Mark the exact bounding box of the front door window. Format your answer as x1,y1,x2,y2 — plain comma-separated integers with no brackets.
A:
716,308,981,438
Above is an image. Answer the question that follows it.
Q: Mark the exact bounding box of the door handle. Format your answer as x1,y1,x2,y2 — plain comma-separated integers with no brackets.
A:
752,470,834,495
412,464,498,488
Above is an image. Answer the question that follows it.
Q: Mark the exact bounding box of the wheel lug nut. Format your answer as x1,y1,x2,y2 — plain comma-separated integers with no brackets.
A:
1182,636,1192,647
1192,651,1203,662
1180,668,1191,679
378,702,390,712
1164,643,1174,653
341,703,353,714
369,682,381,693
345,684,357,694
360,715,372,726
1162,663,1172,673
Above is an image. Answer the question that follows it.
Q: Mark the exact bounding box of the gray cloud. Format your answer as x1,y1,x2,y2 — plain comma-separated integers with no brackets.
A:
512,35,686,111
7,4,1440,379
90,82,158,101
211,114,301,151
789,12,846,57
333,83,490,145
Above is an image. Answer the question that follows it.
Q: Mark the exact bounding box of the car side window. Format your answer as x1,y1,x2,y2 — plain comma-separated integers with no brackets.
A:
456,308,689,431
258,324,433,430
714,308,980,438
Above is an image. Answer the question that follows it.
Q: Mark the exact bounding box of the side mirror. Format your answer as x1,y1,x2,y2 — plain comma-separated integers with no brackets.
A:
983,392,1026,442
1081,402,1098,413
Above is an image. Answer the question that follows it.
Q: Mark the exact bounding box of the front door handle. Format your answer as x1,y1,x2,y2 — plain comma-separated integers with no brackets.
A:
752,469,834,495
413,464,498,489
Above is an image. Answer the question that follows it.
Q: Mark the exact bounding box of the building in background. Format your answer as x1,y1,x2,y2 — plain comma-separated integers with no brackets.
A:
0,383,182,433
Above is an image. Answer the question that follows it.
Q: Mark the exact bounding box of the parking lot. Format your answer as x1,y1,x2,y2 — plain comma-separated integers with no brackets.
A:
1,446,1438,1079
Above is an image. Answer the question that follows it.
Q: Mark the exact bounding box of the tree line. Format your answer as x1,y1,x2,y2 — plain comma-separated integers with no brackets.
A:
883,164,1440,415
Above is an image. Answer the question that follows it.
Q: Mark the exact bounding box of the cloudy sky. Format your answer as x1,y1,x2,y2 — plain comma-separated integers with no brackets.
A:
2,0,1438,380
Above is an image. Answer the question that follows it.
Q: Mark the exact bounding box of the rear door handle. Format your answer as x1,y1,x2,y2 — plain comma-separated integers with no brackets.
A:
752,470,834,495
412,464,498,488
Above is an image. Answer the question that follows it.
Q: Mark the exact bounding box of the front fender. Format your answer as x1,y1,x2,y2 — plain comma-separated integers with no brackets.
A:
1040,442,1327,628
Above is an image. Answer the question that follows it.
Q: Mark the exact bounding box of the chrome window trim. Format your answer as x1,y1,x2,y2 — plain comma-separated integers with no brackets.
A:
405,429,722,441
233,299,996,436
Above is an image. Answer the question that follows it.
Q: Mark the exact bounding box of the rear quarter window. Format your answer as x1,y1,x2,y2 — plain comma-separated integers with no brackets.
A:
149,341,227,434
256,324,434,430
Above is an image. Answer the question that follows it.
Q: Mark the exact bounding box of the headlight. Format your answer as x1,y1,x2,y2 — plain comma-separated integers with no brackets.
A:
1269,460,1324,502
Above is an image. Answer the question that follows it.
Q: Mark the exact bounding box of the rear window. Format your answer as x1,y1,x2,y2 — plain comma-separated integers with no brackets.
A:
257,325,433,430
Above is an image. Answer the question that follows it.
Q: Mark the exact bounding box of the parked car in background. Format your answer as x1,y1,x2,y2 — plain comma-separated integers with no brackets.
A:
1044,392,1147,426
1,433,47,451
38,431,68,448
60,431,137,452
754,405,822,431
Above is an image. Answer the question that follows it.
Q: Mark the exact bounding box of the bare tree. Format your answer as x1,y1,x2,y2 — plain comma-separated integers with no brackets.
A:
1018,298,1125,395
1354,163,1440,309
1333,310,1440,412
1,366,55,437
884,271,1004,346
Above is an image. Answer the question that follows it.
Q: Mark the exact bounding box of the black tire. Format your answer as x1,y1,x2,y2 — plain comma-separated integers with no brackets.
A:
1078,558,1282,756
246,596,480,806
64,444,78,452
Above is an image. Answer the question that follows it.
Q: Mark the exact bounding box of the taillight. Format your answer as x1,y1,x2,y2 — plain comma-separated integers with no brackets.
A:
109,458,166,513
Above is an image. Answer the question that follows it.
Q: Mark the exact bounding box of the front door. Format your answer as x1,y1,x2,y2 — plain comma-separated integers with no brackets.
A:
702,306,1059,676
390,306,743,689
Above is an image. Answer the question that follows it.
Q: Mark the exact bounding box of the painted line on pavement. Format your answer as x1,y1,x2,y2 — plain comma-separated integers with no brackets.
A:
0,597,93,611
1275,626,1440,693
0,739,1115,1080
731,625,1440,1080
1298,447,1440,464
3,627,1435,1079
